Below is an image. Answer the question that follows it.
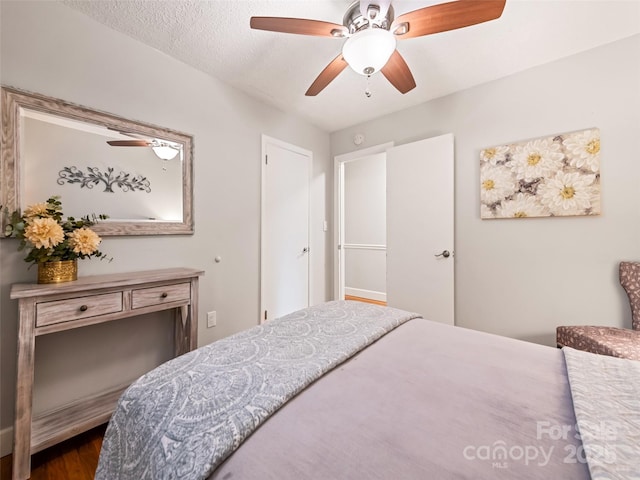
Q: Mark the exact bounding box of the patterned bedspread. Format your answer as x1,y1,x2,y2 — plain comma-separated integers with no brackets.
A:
95,300,420,480
563,347,640,479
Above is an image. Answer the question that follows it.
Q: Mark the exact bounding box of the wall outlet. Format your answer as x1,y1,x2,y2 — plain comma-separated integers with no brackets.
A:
207,311,217,328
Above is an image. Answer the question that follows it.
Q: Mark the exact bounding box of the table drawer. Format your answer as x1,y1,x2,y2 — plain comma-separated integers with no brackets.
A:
36,292,123,327
132,282,191,309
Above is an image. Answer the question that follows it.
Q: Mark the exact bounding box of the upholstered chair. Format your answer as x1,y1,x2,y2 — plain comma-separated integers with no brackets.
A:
556,261,640,361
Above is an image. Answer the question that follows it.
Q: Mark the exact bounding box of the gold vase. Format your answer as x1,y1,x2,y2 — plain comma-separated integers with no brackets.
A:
37,260,78,284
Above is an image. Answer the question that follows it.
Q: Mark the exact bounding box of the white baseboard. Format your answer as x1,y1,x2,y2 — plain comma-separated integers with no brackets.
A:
1,425,12,457
344,287,386,303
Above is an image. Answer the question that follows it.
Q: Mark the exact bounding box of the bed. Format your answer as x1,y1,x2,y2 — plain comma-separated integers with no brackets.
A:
95,301,639,479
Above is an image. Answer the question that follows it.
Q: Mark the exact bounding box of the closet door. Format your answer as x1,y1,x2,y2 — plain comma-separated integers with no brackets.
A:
261,136,311,322
386,134,454,325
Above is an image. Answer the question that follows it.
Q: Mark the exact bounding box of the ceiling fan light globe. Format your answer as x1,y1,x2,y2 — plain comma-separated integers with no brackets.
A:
342,28,396,76
152,145,180,160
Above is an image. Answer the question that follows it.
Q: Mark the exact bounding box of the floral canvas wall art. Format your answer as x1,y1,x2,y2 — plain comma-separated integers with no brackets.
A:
480,128,600,219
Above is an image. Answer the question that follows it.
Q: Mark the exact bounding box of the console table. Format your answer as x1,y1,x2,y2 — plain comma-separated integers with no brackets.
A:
10,267,204,480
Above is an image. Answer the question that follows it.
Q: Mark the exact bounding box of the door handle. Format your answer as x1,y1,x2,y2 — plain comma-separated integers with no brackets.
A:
435,250,451,258
302,247,309,254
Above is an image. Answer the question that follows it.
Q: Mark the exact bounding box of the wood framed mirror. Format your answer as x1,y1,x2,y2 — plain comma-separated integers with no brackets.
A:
1,86,194,236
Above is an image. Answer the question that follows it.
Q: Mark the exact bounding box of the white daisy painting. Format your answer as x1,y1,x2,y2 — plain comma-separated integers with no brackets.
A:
480,128,601,219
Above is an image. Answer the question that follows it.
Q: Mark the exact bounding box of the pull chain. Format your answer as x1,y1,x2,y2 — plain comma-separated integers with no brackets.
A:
365,75,372,98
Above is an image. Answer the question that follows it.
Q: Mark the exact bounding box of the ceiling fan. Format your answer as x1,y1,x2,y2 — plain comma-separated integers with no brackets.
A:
107,135,182,160
250,0,506,96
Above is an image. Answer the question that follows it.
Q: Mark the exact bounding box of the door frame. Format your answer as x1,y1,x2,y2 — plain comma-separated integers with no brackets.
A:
260,135,312,323
333,142,394,301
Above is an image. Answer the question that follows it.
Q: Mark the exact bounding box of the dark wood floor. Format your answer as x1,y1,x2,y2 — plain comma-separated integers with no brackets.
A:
0,423,106,480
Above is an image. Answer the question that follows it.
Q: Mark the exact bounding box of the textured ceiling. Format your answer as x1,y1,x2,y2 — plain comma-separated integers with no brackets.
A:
61,0,640,132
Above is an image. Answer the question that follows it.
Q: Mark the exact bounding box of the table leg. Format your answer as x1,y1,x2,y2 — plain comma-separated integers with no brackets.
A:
13,299,36,480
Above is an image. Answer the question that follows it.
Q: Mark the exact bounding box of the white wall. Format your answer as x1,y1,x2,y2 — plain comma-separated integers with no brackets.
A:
0,1,332,453
332,35,640,345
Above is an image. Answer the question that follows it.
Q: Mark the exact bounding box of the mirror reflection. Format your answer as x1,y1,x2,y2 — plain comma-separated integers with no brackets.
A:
22,110,183,222
1,87,194,236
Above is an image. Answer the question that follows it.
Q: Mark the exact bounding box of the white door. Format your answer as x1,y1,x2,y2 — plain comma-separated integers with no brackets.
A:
261,135,311,323
386,134,455,325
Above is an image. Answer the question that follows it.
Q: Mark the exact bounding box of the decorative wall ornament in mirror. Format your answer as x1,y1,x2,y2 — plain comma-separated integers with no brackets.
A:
1,86,194,236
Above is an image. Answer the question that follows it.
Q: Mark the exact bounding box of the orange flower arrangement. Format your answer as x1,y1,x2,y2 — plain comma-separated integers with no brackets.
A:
4,196,110,265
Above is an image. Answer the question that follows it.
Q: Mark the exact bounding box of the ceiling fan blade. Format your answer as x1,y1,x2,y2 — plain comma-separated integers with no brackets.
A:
391,0,506,39
381,50,416,94
250,17,348,37
305,54,349,96
107,140,151,147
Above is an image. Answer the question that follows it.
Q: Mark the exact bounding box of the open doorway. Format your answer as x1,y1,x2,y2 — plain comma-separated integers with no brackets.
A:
335,135,455,325
342,153,387,306
335,143,393,306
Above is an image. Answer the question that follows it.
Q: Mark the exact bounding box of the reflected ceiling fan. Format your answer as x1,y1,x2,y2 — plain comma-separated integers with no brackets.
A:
250,0,506,96
107,136,181,160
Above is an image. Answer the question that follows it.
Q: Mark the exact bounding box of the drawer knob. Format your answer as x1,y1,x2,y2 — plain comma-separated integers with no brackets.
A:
161,292,168,298
79,305,88,312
